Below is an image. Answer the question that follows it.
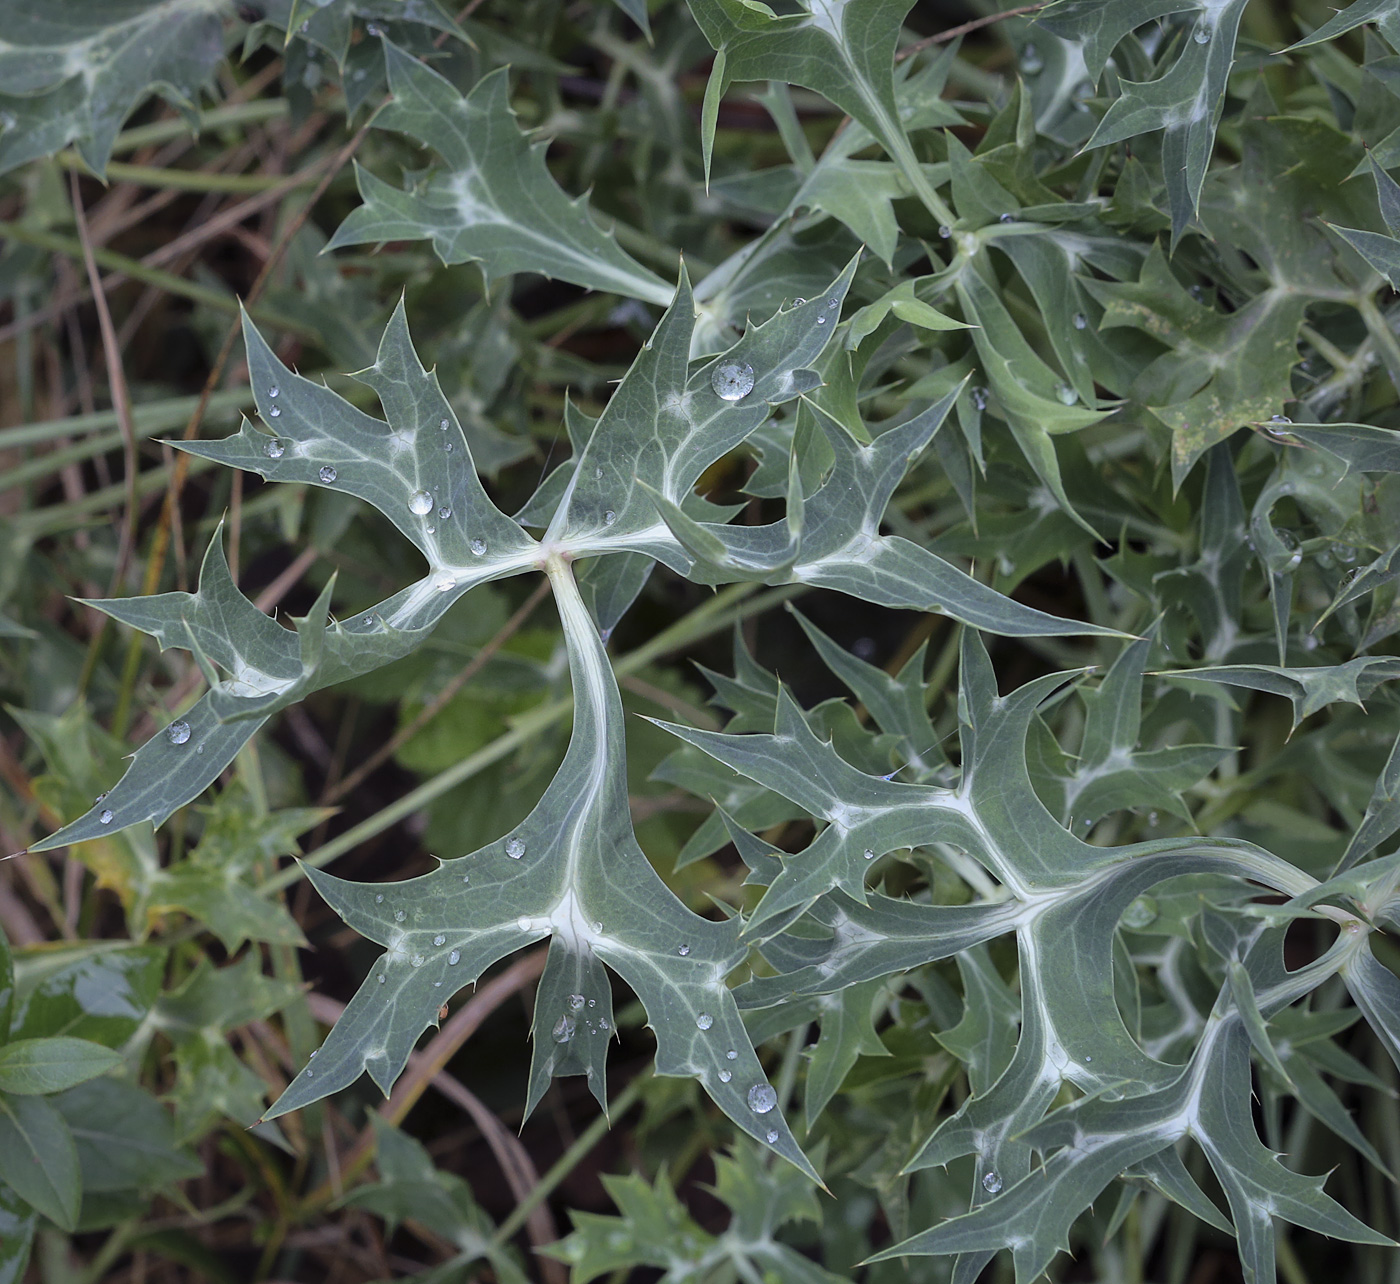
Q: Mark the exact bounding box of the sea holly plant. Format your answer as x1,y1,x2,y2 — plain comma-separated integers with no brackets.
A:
12,0,1400,1281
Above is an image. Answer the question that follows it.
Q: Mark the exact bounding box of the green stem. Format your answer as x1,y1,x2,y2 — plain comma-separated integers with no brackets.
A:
107,99,290,153
491,1071,649,1247
60,153,326,194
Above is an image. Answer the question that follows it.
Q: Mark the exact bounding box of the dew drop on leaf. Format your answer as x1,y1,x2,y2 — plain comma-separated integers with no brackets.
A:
1073,313,1088,330
268,406,281,418
319,466,337,483
711,361,755,401
435,575,456,592
409,490,434,516
1055,383,1078,406
719,1069,731,1082
1194,21,1211,42
998,212,1014,223
438,505,451,520
166,720,191,745
552,1014,575,1043
982,1170,1003,1194
448,949,460,965
678,944,690,956
394,909,406,922
567,993,585,1012
440,418,449,430
268,386,279,398
863,848,875,861
696,1013,713,1030
410,955,424,967
517,916,531,931
99,809,114,825
375,894,383,903
747,1084,777,1114
766,1129,779,1144
506,836,525,859
469,538,486,556
938,225,951,238
433,934,446,947
970,386,989,411
726,1049,737,1060
264,438,285,459
603,510,616,525
444,441,453,452
378,974,386,984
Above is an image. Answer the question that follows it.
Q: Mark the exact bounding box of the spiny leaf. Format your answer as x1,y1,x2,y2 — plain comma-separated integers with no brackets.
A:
328,44,675,305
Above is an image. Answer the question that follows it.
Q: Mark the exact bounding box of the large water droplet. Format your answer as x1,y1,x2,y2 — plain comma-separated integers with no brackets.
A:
167,720,191,745
816,314,827,325
1055,383,1078,406
696,1013,713,1031
319,466,337,483
506,836,525,859
552,1014,575,1043
409,489,434,516
448,949,461,965
517,916,531,931
264,438,285,459
982,1170,1003,1195
747,1083,777,1114
99,809,114,825
469,538,486,557
1193,21,1211,43
567,993,586,1013
711,361,755,401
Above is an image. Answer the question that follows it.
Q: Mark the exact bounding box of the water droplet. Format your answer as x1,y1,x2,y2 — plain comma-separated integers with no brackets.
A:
269,386,280,398
517,916,531,931
711,361,755,401
1084,1054,1092,1063
1337,543,1359,564
793,297,807,306
726,1049,737,1060
268,406,281,418
461,874,470,885
367,21,381,35
593,465,604,481
593,921,603,933
827,298,838,309
599,1018,610,1030
310,1049,318,1058
469,538,486,557
970,386,989,411
410,954,424,968
567,993,586,1012
863,848,875,861
588,999,596,1008
678,944,690,956
306,1068,313,1077
603,510,616,526
99,809,114,825
319,465,337,483
394,909,406,922
375,893,384,903
440,418,449,430
435,575,456,593
552,1014,575,1043
1018,44,1043,74
448,949,460,965
438,505,451,520
378,973,386,984
816,314,827,325
95,792,107,804
1147,810,1159,827
264,438,285,459
1193,21,1211,43
409,489,434,516
425,524,435,535
766,1129,779,1144
1055,383,1078,406
167,720,191,745
1270,414,1292,425
747,1084,777,1114
433,934,446,947
1073,313,1088,330
998,212,1014,223
444,441,453,452
982,1170,1003,1194
506,836,525,859
938,225,952,238
697,1013,714,1031
719,1069,732,1082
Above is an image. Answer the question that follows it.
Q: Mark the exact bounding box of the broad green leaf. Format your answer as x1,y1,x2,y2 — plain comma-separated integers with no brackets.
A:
0,0,228,178
328,44,674,305
0,1092,80,1231
53,1079,202,1194
0,1038,121,1096
11,945,165,1048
